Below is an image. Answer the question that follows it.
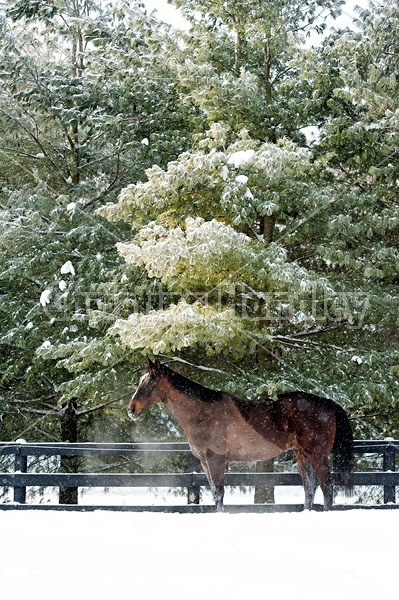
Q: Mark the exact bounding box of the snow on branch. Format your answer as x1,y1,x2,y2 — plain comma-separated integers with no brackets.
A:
110,300,246,355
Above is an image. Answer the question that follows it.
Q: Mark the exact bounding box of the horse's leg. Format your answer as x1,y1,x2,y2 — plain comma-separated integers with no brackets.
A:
307,452,333,511
294,451,318,510
202,449,226,512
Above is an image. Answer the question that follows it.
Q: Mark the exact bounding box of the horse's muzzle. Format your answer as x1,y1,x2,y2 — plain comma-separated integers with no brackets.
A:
127,408,140,422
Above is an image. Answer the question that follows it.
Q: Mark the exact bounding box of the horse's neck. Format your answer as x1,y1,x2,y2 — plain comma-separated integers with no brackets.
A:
162,383,206,431
163,388,195,420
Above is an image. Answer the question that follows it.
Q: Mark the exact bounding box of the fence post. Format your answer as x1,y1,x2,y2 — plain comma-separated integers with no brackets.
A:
383,443,396,504
13,440,28,504
187,454,201,505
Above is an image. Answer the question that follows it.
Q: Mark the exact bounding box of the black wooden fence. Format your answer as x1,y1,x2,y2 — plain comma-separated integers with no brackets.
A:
1,440,398,512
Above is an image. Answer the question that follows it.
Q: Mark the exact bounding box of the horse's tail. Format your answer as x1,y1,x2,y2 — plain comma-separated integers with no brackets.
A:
331,403,354,495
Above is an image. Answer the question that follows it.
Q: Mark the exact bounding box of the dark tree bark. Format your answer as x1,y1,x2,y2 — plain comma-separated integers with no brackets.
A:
59,399,79,504
254,458,275,503
254,210,276,503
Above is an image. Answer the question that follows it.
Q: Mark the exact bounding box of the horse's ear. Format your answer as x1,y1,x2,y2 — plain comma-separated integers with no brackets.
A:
146,356,162,371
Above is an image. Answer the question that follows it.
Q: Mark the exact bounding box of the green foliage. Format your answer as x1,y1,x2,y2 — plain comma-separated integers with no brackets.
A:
111,299,247,356
0,181,132,438
100,1,399,439
0,1,192,194
0,0,195,441
168,0,344,139
1,0,398,444
101,127,312,231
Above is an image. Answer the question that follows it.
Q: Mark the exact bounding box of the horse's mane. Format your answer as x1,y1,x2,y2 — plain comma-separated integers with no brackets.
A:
161,364,222,403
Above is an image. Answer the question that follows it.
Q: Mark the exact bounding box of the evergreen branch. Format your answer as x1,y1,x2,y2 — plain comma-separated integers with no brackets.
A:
273,335,346,352
76,392,133,417
350,412,387,422
8,101,67,164
18,408,56,416
0,107,66,180
278,323,344,338
83,154,121,207
166,355,227,375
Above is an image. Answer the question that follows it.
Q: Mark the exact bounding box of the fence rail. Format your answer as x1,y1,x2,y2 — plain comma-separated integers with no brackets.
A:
1,440,398,512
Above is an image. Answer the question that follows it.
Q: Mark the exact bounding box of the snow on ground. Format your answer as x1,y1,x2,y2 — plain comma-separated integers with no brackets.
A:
6,483,330,506
77,483,330,506
1,509,397,600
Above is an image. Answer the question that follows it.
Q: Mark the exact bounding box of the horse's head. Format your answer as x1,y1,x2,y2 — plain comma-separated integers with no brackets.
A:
127,357,165,422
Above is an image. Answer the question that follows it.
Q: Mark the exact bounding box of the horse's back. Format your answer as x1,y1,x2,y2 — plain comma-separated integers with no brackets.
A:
277,390,337,411
275,391,340,453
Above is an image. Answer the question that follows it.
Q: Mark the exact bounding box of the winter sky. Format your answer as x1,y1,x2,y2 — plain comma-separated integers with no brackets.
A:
144,0,371,35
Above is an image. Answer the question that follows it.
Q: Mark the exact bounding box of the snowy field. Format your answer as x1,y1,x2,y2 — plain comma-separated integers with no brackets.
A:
1,508,397,600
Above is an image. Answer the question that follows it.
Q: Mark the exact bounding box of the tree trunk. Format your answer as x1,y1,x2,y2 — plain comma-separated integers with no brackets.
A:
59,399,79,505
68,119,80,185
254,459,275,503
234,29,242,72
254,210,276,503
262,214,276,244
68,28,81,185
264,37,272,103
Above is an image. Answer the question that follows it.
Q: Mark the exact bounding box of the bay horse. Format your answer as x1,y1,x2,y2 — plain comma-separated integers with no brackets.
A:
128,358,354,511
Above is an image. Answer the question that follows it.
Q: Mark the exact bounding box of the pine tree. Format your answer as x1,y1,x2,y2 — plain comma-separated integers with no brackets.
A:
294,0,399,435
100,0,399,439
0,0,195,442
2,0,398,447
